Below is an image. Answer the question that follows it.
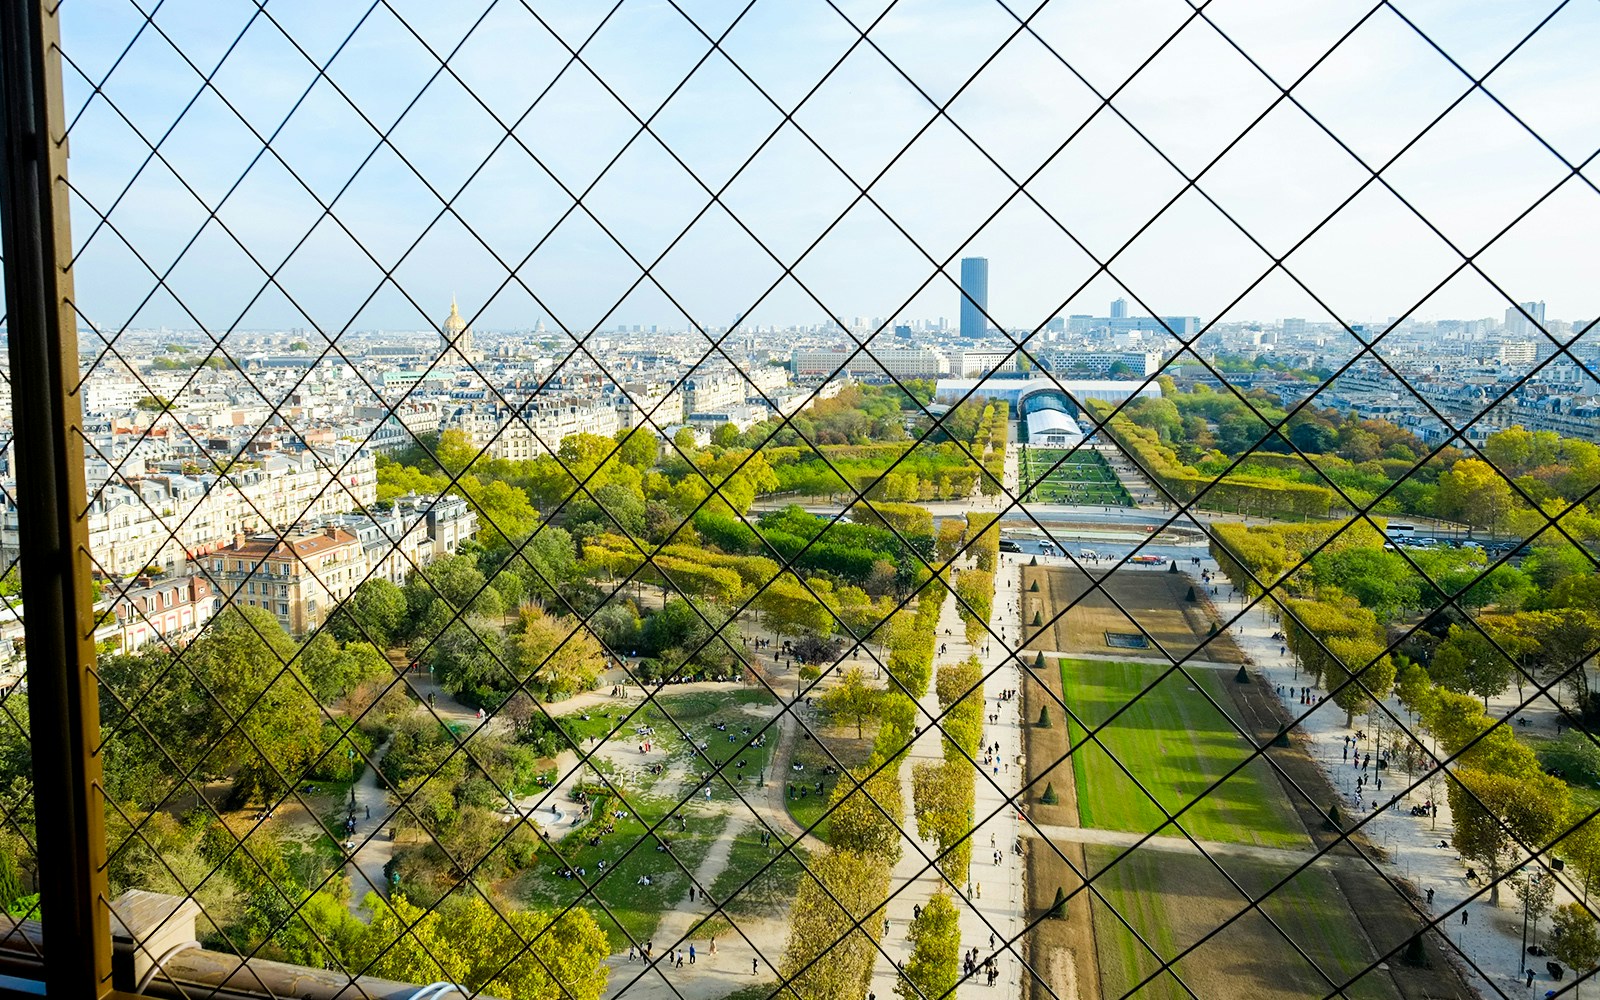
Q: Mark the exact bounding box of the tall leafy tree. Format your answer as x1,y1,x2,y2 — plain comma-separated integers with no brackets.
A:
360,894,609,1000
896,892,960,1000
1552,902,1600,988
1449,767,1568,903
184,607,324,803
820,667,882,738
327,577,407,647
1429,625,1516,708
781,851,888,1000
505,603,604,699
1436,458,1517,531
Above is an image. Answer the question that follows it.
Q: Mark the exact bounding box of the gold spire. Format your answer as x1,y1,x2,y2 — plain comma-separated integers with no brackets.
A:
444,296,467,336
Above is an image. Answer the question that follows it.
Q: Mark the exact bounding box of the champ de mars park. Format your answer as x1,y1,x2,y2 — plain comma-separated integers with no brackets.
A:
59,377,1600,1000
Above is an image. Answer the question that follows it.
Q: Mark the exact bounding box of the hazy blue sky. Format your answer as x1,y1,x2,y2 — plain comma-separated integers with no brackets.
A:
58,0,1598,340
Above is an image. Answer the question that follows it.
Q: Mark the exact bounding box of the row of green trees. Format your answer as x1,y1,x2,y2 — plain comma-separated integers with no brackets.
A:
1281,595,1397,725
885,578,946,698
895,891,960,1000
1213,515,1600,975
756,384,1003,501
974,401,1009,497
936,513,1001,574
781,655,923,1000
1094,398,1337,518
954,570,995,646
1128,376,1600,534
1212,519,1600,719
913,659,984,887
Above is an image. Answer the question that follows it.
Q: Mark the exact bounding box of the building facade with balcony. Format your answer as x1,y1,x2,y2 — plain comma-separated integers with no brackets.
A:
211,527,365,635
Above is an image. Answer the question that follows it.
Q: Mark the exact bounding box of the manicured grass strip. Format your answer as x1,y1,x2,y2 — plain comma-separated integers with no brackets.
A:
1087,846,1402,1000
1021,448,1131,505
1061,658,1307,848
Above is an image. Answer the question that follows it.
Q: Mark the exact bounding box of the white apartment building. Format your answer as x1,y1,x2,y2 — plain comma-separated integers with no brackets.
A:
1043,349,1163,377
687,403,770,433
0,444,377,576
791,346,948,380
949,349,1019,377
329,493,475,586
742,364,790,399
363,401,444,454
682,373,747,414
440,397,623,461
614,382,685,429
1495,341,1538,366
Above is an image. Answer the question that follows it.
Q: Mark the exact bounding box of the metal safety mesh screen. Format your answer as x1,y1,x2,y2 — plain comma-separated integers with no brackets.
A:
14,1,1600,999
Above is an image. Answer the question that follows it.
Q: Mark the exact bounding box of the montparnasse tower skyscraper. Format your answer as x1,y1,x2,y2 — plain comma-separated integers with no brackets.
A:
440,295,475,364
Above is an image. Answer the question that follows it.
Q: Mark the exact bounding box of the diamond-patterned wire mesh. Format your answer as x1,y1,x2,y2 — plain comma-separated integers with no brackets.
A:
0,270,42,959
8,0,1599,998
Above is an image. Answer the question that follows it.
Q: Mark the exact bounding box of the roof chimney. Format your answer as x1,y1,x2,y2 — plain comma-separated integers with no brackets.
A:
233,532,245,549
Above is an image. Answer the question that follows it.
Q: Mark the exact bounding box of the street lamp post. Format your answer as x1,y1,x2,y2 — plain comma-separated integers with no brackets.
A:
1516,883,1529,972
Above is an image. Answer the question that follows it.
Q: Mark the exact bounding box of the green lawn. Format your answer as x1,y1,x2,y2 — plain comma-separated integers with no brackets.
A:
1087,846,1402,1000
557,687,781,794
518,798,731,950
708,827,810,918
1061,659,1307,848
1020,448,1130,506
782,731,875,842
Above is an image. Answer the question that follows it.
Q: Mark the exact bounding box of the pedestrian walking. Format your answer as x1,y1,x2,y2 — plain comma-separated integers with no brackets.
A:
690,944,697,965
1461,910,1469,925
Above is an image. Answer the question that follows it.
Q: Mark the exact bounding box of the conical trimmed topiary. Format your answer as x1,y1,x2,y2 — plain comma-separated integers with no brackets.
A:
1029,556,1038,566
1324,802,1342,832
1401,934,1429,968
1033,651,1046,670
1028,580,1039,592
1235,665,1250,684
1050,887,1068,919
1185,585,1197,602
1041,782,1059,805
1169,560,1179,572
1037,705,1051,728
1032,611,1043,626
